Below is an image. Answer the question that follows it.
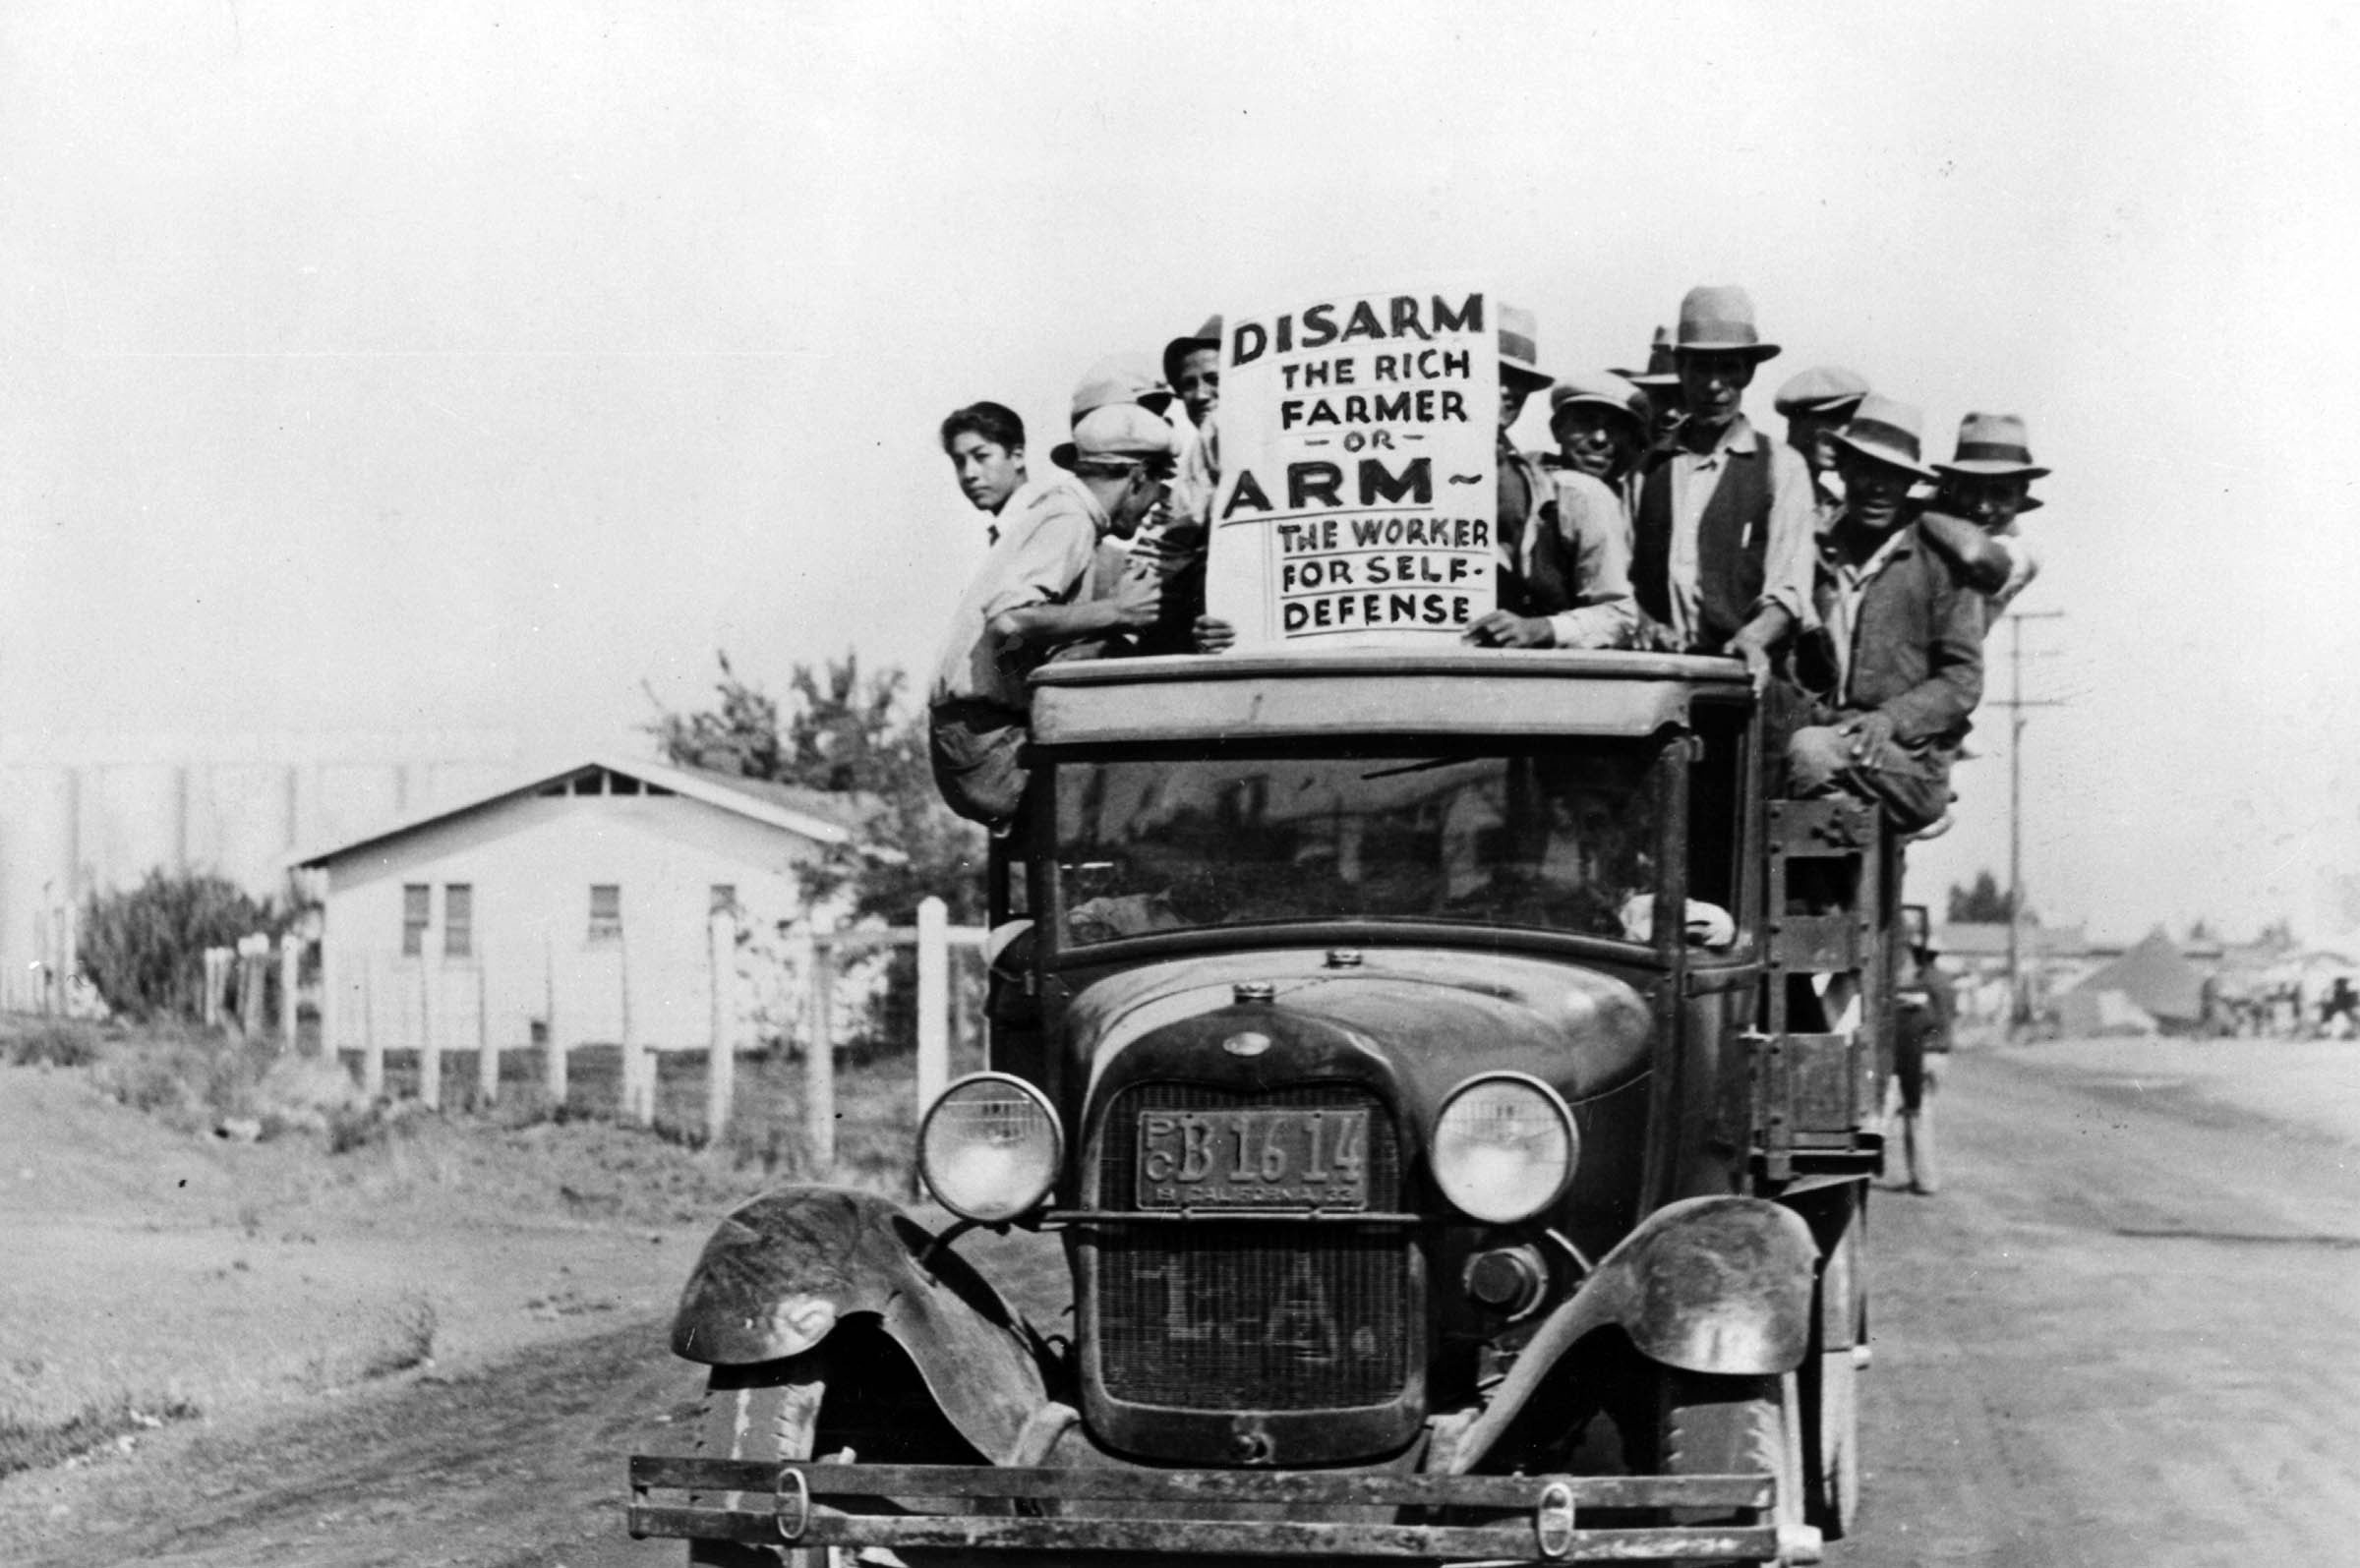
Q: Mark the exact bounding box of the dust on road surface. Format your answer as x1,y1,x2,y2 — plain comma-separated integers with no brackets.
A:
6,1039,2356,1566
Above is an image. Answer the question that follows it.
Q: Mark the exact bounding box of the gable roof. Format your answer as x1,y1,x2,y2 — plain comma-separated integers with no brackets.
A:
292,753,882,870
2065,925,2206,1022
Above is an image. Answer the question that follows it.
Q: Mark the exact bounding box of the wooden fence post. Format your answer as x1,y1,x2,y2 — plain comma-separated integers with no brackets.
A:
418,951,442,1110
916,897,950,1122
544,933,568,1106
362,956,384,1097
238,934,269,1040
278,935,301,1049
706,910,735,1146
476,944,498,1105
804,913,836,1177
620,929,651,1128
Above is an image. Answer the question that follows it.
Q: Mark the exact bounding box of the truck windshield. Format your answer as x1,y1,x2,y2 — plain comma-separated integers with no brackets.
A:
1053,740,1661,948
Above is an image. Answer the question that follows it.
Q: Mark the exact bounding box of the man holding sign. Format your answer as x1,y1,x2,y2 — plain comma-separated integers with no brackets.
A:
1461,308,1635,651
1197,295,1631,653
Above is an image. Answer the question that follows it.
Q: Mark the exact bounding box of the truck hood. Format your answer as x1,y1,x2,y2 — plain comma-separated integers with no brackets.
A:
1063,947,1652,1116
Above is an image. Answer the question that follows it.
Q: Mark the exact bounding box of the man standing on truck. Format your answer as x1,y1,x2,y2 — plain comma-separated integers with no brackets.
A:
1629,285,1816,684
928,402,1177,829
1785,394,1984,835
1915,412,2050,621
1771,365,1870,522
1461,307,1637,650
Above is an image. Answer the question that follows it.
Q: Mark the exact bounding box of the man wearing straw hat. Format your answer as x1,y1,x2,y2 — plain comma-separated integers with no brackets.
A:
1629,286,1817,682
928,402,1177,829
1786,394,1985,835
1918,411,2050,619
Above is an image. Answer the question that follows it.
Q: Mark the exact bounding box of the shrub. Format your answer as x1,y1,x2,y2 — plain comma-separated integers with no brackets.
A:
4,1020,103,1068
0,1394,201,1480
79,870,283,1022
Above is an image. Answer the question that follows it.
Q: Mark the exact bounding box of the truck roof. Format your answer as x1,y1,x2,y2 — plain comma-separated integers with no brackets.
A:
1030,649,1751,745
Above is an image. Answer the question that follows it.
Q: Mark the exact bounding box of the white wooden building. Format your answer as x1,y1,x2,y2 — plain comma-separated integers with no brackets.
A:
293,755,874,1057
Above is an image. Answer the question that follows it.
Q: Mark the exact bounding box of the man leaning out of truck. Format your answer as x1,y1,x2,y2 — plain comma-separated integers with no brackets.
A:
928,403,1177,831
1785,394,1983,836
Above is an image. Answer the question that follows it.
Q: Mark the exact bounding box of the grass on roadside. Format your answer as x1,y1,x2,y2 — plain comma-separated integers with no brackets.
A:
0,1395,202,1481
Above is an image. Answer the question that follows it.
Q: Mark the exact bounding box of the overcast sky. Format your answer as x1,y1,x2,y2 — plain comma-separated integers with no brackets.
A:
2,1,2356,943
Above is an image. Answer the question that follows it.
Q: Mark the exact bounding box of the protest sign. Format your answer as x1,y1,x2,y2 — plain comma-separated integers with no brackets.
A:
1204,290,1500,649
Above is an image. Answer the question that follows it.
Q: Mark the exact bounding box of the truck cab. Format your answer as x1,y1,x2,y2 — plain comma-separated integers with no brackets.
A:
633,650,1892,1567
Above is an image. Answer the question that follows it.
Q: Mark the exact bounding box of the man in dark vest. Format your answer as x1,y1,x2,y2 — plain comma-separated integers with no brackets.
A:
1787,395,1984,834
1630,286,1816,684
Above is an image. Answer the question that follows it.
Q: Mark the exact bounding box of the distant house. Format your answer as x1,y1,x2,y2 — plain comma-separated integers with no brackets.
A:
292,756,876,1056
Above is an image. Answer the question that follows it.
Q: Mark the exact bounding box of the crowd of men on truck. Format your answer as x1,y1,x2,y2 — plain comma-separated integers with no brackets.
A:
926,283,2053,1198
925,282,2050,848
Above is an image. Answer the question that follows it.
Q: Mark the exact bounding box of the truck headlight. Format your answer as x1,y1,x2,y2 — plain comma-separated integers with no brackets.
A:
1431,1074,1576,1224
918,1074,1062,1223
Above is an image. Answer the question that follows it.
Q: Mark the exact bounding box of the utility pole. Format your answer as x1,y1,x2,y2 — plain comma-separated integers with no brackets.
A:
1992,610,2065,1033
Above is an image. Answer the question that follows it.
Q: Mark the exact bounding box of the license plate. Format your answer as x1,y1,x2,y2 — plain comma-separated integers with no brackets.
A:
1136,1109,1370,1210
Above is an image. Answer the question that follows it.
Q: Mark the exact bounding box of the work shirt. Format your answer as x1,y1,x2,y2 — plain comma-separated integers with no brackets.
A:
1496,443,1635,649
1660,416,1815,646
1170,418,1220,530
930,472,1108,711
1820,524,1913,695
1985,519,2040,615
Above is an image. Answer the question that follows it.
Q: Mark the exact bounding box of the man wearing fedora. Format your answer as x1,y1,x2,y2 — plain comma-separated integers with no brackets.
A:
1614,325,1684,453
1772,365,1871,521
928,402,1176,829
1629,286,1817,683
1786,394,1985,835
1918,412,2049,619
1463,308,1636,650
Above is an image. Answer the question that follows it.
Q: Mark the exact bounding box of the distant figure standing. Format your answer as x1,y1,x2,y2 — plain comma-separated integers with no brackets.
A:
1893,939,1955,1194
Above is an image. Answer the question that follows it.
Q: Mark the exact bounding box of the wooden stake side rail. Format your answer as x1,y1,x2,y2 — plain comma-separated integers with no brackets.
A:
628,1458,1779,1563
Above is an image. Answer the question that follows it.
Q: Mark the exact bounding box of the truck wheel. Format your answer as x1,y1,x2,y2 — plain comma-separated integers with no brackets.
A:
688,1355,829,1568
1656,1370,1816,1563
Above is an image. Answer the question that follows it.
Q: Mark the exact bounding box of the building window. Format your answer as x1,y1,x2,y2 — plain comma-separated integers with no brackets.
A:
588,884,621,944
402,885,430,957
444,885,474,958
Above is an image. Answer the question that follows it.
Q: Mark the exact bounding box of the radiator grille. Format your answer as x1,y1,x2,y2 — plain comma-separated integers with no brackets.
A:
1091,1082,1415,1412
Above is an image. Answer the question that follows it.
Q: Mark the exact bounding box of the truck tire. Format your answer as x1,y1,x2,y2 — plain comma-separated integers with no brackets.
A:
1655,1370,1814,1563
1800,1204,1863,1539
687,1355,828,1568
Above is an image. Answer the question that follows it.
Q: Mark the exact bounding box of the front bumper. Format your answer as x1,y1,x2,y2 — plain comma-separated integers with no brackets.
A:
626,1458,1788,1564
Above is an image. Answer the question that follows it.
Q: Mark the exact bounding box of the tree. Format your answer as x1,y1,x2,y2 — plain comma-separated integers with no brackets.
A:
1946,871,2016,925
81,870,283,1021
647,652,986,927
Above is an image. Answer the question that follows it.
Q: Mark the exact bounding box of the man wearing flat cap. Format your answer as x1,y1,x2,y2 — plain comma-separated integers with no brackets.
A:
1629,286,1817,682
928,402,1176,829
1787,395,1985,835
1773,365,1870,521
1917,412,2050,621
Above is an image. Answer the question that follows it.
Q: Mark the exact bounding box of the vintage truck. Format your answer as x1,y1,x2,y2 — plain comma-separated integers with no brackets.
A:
629,648,1894,1567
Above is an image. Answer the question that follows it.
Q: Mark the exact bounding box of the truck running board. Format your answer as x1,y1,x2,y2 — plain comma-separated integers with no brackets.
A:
627,1457,1784,1563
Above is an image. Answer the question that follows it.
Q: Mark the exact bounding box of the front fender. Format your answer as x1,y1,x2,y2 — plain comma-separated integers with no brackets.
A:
1446,1195,1816,1473
670,1185,1048,1463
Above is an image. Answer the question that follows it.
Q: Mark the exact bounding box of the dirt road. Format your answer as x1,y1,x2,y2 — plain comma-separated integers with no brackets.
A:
7,1041,2355,1566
